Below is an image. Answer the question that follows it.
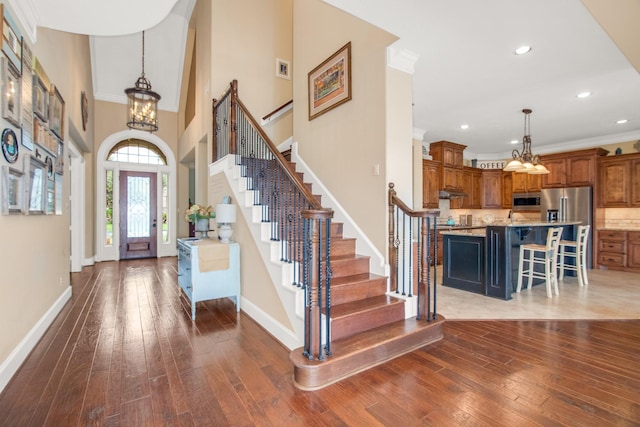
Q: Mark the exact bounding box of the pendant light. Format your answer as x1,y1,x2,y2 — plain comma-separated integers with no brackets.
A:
125,31,161,132
503,109,549,174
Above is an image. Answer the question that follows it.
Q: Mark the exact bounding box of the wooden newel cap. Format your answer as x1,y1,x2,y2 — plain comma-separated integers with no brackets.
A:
301,209,334,220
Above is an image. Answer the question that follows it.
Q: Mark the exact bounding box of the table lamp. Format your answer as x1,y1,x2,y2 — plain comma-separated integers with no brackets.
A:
216,204,237,243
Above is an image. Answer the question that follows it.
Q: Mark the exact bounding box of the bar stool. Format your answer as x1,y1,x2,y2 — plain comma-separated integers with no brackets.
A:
557,225,590,286
516,227,563,298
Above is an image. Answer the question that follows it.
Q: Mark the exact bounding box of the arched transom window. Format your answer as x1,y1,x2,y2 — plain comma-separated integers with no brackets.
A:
107,139,167,165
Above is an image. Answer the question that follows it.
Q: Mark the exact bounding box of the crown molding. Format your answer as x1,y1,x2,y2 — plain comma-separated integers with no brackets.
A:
387,45,419,74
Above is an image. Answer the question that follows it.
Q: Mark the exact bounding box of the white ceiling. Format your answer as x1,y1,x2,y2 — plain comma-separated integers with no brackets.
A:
327,0,640,159
16,0,640,158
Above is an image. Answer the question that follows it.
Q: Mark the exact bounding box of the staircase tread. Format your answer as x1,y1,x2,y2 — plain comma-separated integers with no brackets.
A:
328,315,444,353
330,273,386,286
290,316,445,390
330,253,369,262
329,295,404,317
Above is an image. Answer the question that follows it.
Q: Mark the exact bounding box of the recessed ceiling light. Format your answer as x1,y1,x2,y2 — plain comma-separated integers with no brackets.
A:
460,124,469,130
510,139,519,145
577,91,591,98
616,119,628,124
515,46,531,55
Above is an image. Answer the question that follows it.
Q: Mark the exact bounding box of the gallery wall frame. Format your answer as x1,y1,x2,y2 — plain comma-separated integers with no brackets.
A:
20,39,34,151
49,85,64,140
33,74,49,122
308,42,352,120
25,154,46,215
1,127,18,163
1,57,20,126
0,4,21,72
1,165,23,214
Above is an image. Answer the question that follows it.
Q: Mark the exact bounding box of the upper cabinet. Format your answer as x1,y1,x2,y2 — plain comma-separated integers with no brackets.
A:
422,159,441,209
541,148,609,188
481,170,503,209
429,141,466,191
598,153,640,207
511,172,541,193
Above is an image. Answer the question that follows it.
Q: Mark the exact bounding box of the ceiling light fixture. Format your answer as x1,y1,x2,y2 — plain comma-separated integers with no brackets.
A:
577,91,591,98
460,124,469,130
125,31,161,132
503,109,549,175
616,119,628,124
515,45,532,55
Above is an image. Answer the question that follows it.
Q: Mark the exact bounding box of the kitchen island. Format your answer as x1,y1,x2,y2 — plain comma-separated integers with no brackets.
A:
442,222,578,300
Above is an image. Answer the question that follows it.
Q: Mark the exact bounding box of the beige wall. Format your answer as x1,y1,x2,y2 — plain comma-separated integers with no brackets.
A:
209,173,292,328
293,0,397,254
211,0,293,147
0,17,94,363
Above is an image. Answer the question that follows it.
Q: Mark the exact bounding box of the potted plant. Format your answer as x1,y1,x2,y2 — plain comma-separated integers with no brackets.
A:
185,204,215,238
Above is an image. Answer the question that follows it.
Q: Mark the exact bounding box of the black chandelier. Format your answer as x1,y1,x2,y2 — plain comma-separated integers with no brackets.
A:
125,31,161,132
503,109,549,174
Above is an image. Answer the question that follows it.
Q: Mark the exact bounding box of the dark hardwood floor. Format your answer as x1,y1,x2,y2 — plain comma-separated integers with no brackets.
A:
1,257,639,426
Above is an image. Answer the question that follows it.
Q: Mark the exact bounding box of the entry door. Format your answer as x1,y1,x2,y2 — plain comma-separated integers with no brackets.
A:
119,171,157,259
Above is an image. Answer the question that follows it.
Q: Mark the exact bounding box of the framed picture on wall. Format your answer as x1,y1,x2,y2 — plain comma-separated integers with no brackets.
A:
25,154,46,215
0,4,22,72
1,57,20,126
33,75,49,122
1,165,24,214
49,85,64,140
308,42,352,120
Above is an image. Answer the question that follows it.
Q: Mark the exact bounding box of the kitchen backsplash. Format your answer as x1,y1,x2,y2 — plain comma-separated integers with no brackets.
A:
603,208,640,230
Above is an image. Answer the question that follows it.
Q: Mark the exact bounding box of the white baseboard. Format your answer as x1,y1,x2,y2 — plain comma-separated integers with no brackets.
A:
240,297,301,351
0,286,72,393
83,256,95,267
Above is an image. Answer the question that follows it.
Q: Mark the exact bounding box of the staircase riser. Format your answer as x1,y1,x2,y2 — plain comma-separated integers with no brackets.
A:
327,257,370,278
328,278,387,306
330,303,405,341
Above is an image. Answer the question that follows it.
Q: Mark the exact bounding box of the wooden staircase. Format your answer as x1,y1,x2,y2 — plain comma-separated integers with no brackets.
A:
262,152,444,390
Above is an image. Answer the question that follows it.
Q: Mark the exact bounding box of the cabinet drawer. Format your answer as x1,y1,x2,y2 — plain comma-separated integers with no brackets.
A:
598,240,626,253
629,232,640,243
599,252,626,267
598,230,626,240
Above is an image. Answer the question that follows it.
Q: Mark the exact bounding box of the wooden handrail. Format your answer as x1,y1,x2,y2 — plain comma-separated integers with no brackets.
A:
234,96,323,210
262,99,293,121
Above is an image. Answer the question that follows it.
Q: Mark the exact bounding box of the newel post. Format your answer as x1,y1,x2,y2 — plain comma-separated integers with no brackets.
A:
301,208,333,360
388,183,398,293
229,79,238,155
211,97,218,161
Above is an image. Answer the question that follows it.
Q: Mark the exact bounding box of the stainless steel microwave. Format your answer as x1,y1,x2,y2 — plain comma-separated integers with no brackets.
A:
512,192,541,211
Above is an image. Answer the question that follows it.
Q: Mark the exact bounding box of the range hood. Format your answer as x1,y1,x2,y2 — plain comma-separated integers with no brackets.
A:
439,189,468,199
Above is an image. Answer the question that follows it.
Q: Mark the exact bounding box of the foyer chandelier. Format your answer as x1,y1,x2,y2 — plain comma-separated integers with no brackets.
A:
125,31,161,132
503,109,549,174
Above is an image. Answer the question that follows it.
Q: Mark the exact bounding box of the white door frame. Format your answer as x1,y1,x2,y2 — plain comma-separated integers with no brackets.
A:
96,130,177,262
68,141,86,272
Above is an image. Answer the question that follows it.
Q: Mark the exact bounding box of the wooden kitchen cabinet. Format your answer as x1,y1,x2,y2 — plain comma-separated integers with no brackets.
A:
511,172,541,193
429,141,465,168
452,167,482,209
422,159,441,208
482,170,502,208
541,157,567,188
502,172,512,208
429,141,466,191
597,229,640,272
542,148,608,189
442,166,464,191
598,153,640,207
567,154,599,186
628,232,640,270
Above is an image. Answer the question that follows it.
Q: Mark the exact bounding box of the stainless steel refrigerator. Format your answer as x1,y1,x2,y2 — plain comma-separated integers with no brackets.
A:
540,186,593,268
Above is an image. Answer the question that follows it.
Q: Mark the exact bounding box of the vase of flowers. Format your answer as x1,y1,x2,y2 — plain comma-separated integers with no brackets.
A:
185,204,215,238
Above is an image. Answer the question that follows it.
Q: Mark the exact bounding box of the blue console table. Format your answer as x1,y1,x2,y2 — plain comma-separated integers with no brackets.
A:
177,238,240,319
